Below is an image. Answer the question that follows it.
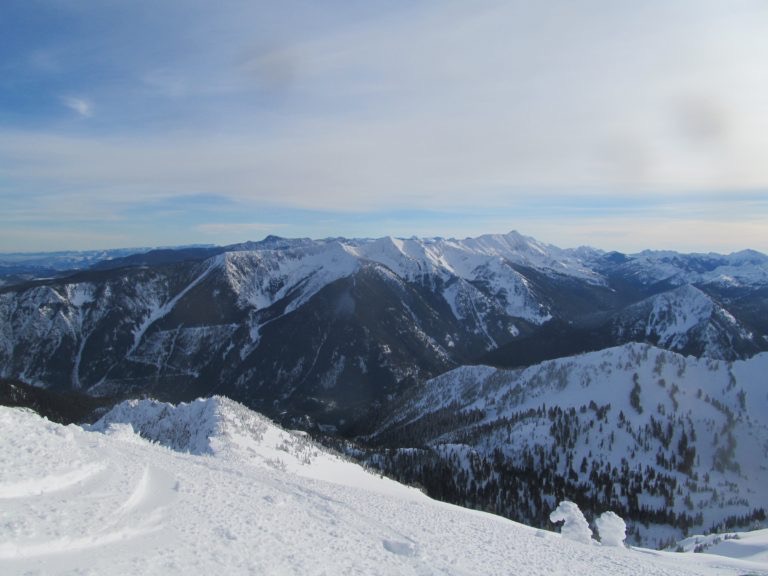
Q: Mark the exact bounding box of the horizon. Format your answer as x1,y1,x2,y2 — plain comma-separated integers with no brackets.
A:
2,1,767,254
1,229,766,258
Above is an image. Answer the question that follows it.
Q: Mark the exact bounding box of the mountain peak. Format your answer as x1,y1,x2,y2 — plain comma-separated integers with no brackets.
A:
89,396,232,455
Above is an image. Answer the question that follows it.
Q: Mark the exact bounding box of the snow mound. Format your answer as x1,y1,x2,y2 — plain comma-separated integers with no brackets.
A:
549,500,594,544
596,511,627,547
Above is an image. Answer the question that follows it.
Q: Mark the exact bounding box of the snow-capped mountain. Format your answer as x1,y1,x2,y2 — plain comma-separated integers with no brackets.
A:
593,249,768,288
1,232,766,432
368,344,768,548
1,400,765,575
611,285,758,359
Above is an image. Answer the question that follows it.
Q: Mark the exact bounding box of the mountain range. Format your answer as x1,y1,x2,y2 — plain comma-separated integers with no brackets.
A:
1,232,766,431
1,231,767,546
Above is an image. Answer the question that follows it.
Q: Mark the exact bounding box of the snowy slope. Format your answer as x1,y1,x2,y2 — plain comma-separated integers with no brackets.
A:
677,528,768,562
2,402,766,576
372,344,768,547
612,285,756,359
221,241,360,313
221,232,561,327
88,396,410,492
347,232,601,283
220,231,580,317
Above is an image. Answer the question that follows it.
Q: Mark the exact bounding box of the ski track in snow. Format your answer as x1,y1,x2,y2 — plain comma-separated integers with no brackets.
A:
0,461,105,500
1,403,767,576
0,418,181,564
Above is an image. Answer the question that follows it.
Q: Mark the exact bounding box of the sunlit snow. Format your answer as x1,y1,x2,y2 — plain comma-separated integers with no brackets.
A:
1,399,766,575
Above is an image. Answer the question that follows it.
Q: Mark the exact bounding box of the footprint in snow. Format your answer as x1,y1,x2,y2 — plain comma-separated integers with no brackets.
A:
382,539,418,557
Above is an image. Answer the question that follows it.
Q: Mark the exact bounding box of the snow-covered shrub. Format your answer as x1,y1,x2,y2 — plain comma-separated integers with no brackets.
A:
595,511,626,547
549,501,593,544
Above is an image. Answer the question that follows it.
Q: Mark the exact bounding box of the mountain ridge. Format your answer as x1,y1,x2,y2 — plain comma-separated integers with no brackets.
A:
1,231,766,433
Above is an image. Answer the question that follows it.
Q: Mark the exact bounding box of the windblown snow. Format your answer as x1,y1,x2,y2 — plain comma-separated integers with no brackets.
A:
2,399,766,575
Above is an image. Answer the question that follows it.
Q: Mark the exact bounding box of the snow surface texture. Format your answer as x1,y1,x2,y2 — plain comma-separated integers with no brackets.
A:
2,401,765,575
549,501,594,545
596,511,627,547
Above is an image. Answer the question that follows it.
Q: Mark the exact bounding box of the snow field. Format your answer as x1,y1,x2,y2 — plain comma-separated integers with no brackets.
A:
3,401,767,575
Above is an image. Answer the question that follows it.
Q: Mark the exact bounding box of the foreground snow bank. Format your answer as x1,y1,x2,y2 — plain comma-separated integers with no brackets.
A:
1,403,765,575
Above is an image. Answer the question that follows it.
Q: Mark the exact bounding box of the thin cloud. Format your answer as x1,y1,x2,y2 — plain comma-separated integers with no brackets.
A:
62,96,93,118
2,1,767,252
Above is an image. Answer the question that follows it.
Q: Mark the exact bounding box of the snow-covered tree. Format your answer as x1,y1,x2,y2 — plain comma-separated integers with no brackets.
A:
595,511,627,547
549,500,593,544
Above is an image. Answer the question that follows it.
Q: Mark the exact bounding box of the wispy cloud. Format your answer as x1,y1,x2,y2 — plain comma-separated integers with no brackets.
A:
62,96,93,118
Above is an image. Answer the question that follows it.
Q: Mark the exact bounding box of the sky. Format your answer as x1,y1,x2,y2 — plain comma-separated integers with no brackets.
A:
1,0,767,254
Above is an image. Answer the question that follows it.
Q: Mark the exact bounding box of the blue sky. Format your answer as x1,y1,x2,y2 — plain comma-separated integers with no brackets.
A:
1,0,767,254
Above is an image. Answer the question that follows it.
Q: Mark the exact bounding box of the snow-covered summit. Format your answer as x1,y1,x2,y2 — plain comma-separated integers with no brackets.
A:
89,396,237,455
89,396,415,493
613,285,755,359
218,231,603,289
341,231,603,283
219,240,359,312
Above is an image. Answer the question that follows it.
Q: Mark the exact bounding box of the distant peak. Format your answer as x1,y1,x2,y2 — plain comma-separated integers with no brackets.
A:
603,251,628,263
728,249,768,263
